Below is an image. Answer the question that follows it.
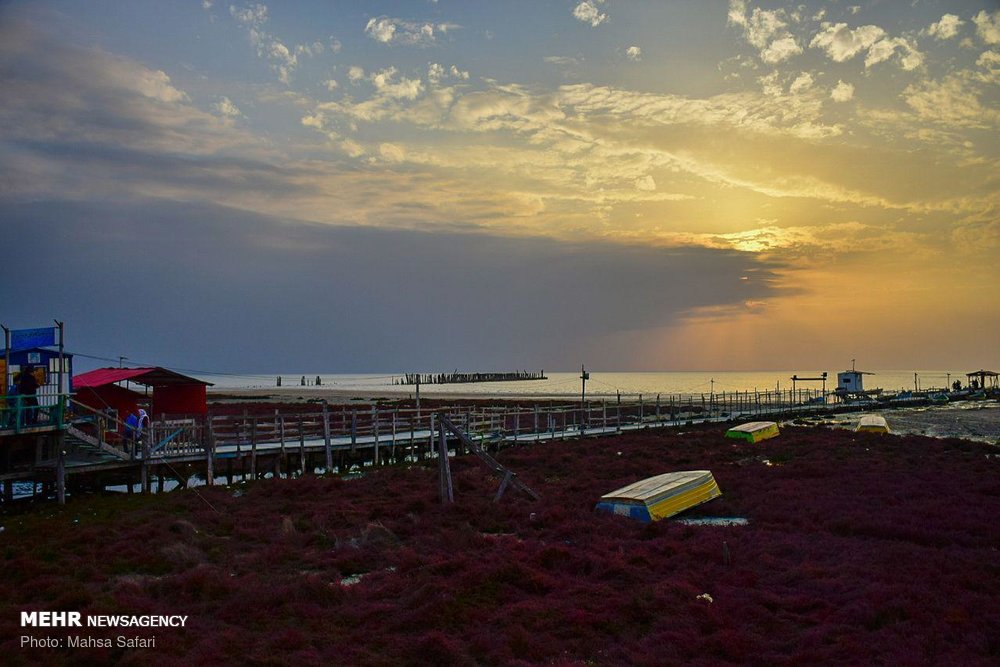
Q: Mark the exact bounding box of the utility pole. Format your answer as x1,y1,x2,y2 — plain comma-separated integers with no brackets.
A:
119,356,128,368
580,364,589,403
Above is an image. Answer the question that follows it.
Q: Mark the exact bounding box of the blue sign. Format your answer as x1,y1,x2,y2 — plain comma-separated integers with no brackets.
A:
9,327,57,351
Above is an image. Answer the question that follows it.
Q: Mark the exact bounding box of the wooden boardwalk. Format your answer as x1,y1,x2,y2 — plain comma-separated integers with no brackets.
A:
0,388,944,502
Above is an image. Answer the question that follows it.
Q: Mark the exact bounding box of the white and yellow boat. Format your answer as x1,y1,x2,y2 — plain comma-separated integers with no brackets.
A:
855,414,891,434
725,421,780,443
595,470,721,522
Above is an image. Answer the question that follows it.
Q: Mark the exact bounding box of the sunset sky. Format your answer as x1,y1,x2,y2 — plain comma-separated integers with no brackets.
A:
1,1,998,372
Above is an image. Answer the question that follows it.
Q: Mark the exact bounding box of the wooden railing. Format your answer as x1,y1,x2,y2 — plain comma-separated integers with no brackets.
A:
0,394,69,434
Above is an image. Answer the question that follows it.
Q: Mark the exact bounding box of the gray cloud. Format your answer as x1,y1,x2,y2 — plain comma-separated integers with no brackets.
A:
0,200,783,372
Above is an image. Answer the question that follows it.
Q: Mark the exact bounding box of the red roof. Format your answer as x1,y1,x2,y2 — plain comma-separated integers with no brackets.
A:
74,367,212,388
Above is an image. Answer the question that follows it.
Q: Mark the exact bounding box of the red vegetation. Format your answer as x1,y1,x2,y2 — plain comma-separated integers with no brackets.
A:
2,424,999,665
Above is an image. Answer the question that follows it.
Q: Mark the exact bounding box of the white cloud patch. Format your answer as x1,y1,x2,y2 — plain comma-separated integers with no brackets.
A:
212,96,243,117
370,67,424,100
230,3,267,27
904,73,1000,128
973,10,1000,45
809,23,884,62
865,37,923,71
635,175,656,191
329,38,342,54
927,14,964,41
830,80,854,102
810,22,923,71
295,41,323,57
728,2,801,64
428,63,469,84
761,36,802,63
789,72,813,94
626,46,642,62
364,16,457,46
348,66,366,83
573,1,608,28
323,79,339,92
229,3,301,84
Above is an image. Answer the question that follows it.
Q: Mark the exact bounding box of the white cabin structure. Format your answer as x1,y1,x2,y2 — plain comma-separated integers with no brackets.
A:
837,370,872,393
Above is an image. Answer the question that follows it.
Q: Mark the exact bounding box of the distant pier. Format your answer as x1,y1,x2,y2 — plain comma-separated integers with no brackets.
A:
396,371,546,386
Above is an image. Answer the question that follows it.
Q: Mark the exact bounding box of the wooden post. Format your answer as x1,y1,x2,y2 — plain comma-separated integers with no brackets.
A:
298,419,306,476
250,418,258,480
278,413,286,478
438,418,453,504
534,405,539,442
428,413,435,457
350,410,357,455
373,406,380,467
205,416,215,486
323,404,333,473
409,411,415,460
391,409,398,461
141,436,150,493
56,448,66,505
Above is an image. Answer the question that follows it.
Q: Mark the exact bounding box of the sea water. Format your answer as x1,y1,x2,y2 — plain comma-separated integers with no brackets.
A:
202,370,966,397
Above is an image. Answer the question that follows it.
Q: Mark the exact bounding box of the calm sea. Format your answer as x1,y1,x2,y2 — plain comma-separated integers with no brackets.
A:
203,370,965,397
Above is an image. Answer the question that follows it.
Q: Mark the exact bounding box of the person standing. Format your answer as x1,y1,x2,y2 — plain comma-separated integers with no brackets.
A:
16,365,39,425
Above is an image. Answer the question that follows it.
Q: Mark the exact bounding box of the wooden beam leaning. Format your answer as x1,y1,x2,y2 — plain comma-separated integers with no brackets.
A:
437,421,453,505
437,413,539,502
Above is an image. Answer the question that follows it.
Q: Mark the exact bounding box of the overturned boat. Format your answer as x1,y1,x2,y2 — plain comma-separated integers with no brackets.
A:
725,421,780,443
855,414,890,434
595,470,721,522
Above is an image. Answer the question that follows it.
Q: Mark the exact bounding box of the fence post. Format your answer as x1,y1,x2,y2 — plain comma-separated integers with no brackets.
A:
205,416,215,486
298,419,306,476
141,435,150,493
373,406,381,467
350,410,357,455
428,413,435,457
248,417,258,480
323,403,333,473
392,409,398,462
55,447,67,505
